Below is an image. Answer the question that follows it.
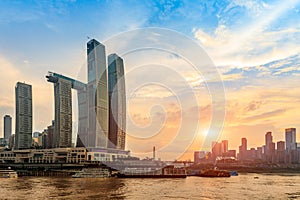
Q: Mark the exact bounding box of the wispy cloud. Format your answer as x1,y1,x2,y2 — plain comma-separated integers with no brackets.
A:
194,0,300,67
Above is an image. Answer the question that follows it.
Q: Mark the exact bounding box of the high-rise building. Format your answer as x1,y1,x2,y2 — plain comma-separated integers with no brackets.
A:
108,53,126,150
52,78,73,148
46,72,87,148
87,39,108,148
277,141,285,163
238,138,247,160
54,78,72,148
265,132,273,147
265,132,275,163
15,82,32,149
285,128,296,152
4,115,12,142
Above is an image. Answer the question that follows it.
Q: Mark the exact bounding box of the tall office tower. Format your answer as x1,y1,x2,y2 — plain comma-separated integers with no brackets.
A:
4,115,12,142
108,53,126,150
265,131,273,146
15,82,32,149
87,39,108,148
285,128,296,151
238,138,247,160
53,78,72,148
265,132,275,162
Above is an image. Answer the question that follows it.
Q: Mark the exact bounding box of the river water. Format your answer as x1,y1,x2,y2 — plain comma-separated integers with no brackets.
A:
1,173,300,199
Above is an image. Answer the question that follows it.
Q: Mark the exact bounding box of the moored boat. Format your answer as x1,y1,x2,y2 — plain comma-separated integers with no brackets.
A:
72,168,111,178
0,170,18,178
198,168,230,177
229,171,238,176
117,165,187,178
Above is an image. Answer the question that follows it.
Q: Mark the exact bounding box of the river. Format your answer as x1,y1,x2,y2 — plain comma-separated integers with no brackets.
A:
1,173,300,199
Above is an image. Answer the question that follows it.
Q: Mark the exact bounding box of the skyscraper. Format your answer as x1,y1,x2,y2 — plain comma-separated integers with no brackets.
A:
4,115,12,142
108,53,126,150
277,141,285,163
15,82,32,149
285,128,296,151
238,138,247,160
265,132,275,162
46,72,87,148
53,78,72,148
87,39,108,148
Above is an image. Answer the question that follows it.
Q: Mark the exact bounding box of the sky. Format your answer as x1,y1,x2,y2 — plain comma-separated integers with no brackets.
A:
0,0,300,160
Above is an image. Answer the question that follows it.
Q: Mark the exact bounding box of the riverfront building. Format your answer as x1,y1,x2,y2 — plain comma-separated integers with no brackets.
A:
45,40,126,153
15,82,32,150
108,54,126,150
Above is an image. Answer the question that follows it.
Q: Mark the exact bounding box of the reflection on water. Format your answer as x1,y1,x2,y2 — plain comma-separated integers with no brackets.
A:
1,173,300,199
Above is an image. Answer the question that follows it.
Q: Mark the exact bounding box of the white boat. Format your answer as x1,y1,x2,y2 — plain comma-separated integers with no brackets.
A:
0,170,18,178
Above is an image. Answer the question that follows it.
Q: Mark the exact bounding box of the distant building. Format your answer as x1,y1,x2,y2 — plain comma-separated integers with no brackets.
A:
249,148,256,159
9,134,15,149
256,147,263,159
33,132,39,138
223,149,236,158
277,141,285,163
15,82,32,150
108,53,126,150
265,132,275,163
3,115,12,144
221,140,228,153
46,121,54,149
238,138,247,160
285,128,296,152
194,151,207,163
212,141,222,159
32,132,40,146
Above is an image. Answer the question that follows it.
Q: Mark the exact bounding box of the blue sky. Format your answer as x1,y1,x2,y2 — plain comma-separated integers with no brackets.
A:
1,0,300,159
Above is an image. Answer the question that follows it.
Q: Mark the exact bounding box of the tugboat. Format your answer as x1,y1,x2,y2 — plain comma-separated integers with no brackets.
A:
198,167,230,177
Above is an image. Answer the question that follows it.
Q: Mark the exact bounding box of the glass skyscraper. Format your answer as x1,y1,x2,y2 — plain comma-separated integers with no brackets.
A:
108,53,126,150
87,39,108,148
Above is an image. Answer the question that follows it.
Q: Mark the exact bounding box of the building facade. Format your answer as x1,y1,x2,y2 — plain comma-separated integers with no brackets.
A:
15,82,32,150
108,53,126,150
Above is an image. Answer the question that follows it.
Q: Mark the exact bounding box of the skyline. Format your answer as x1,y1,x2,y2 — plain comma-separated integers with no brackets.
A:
1,0,300,160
